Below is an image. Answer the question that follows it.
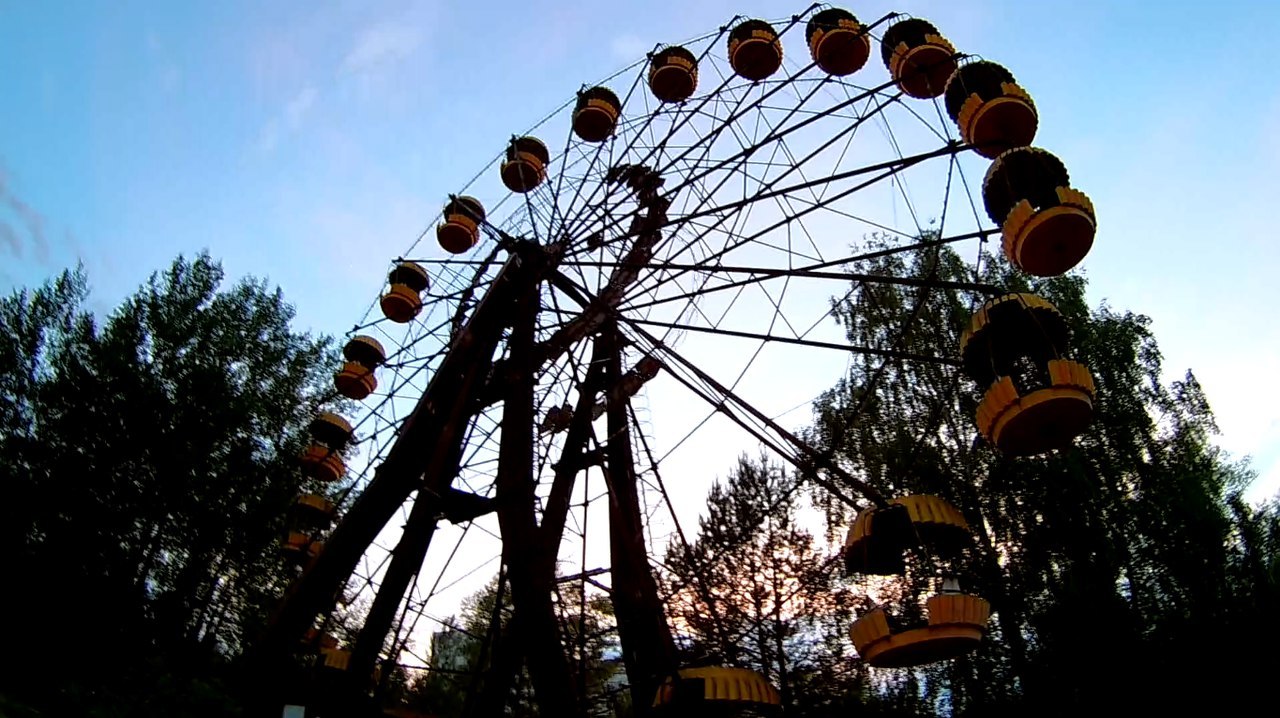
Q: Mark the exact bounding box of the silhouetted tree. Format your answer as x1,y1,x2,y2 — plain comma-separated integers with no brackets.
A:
404,574,618,717
807,239,1279,714
661,239,1279,715
0,254,337,715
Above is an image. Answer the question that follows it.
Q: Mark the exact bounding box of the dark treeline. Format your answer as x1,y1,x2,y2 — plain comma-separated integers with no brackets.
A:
3,247,1277,716
1,254,339,716
661,243,1280,715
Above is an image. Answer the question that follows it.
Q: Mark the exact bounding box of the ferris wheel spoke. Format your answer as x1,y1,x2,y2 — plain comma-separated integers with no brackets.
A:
533,310,583,387
631,126,772,342
270,6,1083,706
605,251,996,313
737,100,839,262
535,345,604,545
380,319,455,368
627,75,903,240
546,101,619,242
678,140,959,231
699,108,829,350
629,316,958,365
619,316,886,506
348,385,510,677
665,131,777,341
555,48,831,259
570,80,818,261
891,89,955,147
823,96,886,205
932,137,995,282
625,400,700,561
347,546,396,606
631,142,962,303
622,91,911,299
873,120,929,239
457,410,504,477
547,68,664,245
430,552,504,598
554,66,741,250
752,268,804,342
548,141,630,246
531,328,596,486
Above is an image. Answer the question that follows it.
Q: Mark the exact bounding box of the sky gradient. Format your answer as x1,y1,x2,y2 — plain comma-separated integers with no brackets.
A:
3,0,1279,502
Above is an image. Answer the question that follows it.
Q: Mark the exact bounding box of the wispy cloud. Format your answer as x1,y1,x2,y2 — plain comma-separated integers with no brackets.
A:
159,64,182,92
0,222,20,258
331,3,438,109
285,86,318,128
144,30,183,93
0,167,51,263
341,22,422,76
258,85,320,152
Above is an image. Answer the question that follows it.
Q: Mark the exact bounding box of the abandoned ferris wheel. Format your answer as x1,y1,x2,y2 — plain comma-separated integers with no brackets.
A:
254,5,1098,716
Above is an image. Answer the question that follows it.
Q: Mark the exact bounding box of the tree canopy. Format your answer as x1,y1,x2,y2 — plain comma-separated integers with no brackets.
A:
661,241,1280,715
0,254,338,716
405,573,620,718
3,244,1277,717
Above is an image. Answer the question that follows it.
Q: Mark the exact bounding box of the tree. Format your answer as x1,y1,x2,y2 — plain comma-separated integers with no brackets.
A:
0,254,338,716
662,457,848,702
403,573,619,717
805,238,1279,713
660,238,1280,715
661,456,927,717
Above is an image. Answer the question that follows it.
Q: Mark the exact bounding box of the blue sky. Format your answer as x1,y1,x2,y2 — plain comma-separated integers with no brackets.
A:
3,0,1279,503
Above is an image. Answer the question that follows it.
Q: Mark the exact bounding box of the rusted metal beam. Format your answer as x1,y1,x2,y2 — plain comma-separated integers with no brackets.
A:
600,321,679,714
492,269,583,717
538,341,607,556
473,339,608,714
251,255,527,705
346,494,441,683
348,331,494,681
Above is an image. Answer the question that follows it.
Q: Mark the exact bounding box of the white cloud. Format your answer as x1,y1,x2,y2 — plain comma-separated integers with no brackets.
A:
257,86,320,153
0,222,20,258
341,22,422,76
143,31,182,94
257,121,280,153
0,167,51,263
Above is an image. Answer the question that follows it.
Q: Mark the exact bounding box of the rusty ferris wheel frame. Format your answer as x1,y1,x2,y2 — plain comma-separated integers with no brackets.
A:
249,3,1095,716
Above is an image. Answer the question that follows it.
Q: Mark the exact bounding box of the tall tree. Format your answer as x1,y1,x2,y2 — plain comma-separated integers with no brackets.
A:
806,239,1277,713
661,456,929,717
403,574,617,717
0,254,338,715
659,238,1279,715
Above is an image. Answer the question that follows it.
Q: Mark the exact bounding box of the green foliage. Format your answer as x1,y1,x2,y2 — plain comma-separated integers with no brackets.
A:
662,239,1280,715
662,455,920,717
0,254,338,716
663,457,857,703
403,576,620,717
405,579,511,718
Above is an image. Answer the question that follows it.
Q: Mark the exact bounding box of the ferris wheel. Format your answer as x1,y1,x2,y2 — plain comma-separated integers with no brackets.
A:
256,5,1099,716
